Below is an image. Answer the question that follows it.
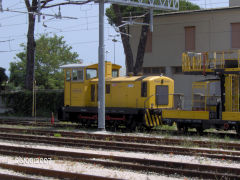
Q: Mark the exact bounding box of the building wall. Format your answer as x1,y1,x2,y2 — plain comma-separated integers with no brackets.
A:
230,0,240,7
129,8,240,109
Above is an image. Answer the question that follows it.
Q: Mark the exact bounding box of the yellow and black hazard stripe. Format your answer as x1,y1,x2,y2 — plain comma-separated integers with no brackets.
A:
144,109,163,127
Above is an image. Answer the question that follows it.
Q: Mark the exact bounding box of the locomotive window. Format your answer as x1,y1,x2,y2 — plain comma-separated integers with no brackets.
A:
106,84,110,94
72,69,77,80
112,69,118,77
141,82,147,97
86,69,97,80
66,70,71,81
156,85,168,105
72,69,84,81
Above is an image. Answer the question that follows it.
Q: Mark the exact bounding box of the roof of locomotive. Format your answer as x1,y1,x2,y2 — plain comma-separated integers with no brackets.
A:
60,63,92,69
60,62,121,69
90,75,173,82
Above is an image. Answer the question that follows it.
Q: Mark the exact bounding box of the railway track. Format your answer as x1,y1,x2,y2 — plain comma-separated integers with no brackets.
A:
0,144,239,179
0,173,39,180
0,132,240,162
0,119,79,129
0,127,239,151
0,163,119,180
0,118,239,139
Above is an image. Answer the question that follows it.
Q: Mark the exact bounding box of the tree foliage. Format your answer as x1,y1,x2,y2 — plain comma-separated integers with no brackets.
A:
24,0,93,90
9,34,79,89
0,67,8,91
106,0,200,74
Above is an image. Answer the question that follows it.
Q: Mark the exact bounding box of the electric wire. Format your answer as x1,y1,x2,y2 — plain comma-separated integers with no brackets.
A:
0,0,231,55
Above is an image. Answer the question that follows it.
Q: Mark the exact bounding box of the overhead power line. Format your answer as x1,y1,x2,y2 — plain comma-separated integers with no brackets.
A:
3,8,78,20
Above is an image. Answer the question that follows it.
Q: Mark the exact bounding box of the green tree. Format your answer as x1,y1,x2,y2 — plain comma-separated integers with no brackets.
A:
10,34,79,89
106,0,200,74
0,67,8,91
23,0,92,90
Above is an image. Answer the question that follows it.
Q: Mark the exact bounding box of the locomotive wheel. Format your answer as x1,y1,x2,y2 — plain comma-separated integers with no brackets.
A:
106,121,119,132
177,122,183,131
129,120,136,131
196,127,204,135
177,123,188,134
236,125,240,136
125,116,137,131
183,126,188,134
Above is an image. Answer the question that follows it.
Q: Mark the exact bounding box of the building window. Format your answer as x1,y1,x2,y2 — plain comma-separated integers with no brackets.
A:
143,67,151,74
172,66,183,74
185,26,195,51
143,67,165,75
145,29,152,53
231,23,240,48
152,67,160,74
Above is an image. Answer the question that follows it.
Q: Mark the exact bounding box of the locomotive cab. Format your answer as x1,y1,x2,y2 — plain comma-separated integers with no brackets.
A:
60,62,121,108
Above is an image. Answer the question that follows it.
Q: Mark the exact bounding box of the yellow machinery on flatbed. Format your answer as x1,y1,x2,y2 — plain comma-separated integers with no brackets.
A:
162,50,240,135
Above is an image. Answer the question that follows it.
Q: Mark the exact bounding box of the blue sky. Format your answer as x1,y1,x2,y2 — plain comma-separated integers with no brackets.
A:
0,0,229,76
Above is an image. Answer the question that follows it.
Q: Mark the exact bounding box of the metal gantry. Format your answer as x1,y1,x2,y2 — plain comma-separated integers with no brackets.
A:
107,0,179,10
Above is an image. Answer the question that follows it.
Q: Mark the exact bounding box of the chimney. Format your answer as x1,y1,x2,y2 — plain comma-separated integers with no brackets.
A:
229,0,240,7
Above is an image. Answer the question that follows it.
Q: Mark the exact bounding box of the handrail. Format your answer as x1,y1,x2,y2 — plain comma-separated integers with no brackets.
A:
144,94,155,109
182,50,240,72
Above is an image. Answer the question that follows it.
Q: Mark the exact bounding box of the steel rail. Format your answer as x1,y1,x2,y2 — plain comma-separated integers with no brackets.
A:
0,144,239,179
0,119,239,139
0,163,120,180
0,173,40,180
0,132,240,162
0,127,239,150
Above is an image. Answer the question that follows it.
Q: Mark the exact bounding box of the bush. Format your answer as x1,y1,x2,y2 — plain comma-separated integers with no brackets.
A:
3,90,63,117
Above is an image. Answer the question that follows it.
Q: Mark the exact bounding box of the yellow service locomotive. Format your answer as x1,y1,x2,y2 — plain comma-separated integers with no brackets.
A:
58,61,174,130
58,50,240,135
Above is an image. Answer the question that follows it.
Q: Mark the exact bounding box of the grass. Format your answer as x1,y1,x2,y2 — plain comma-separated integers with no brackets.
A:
224,135,230,142
181,140,197,148
53,133,62,138
154,124,177,131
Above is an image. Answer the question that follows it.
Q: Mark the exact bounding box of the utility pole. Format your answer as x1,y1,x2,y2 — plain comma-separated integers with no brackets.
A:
0,0,3,12
98,0,105,131
38,0,41,22
97,0,179,131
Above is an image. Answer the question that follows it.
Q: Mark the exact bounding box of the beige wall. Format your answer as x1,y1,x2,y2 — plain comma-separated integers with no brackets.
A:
130,8,240,67
230,0,240,7
129,8,240,108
